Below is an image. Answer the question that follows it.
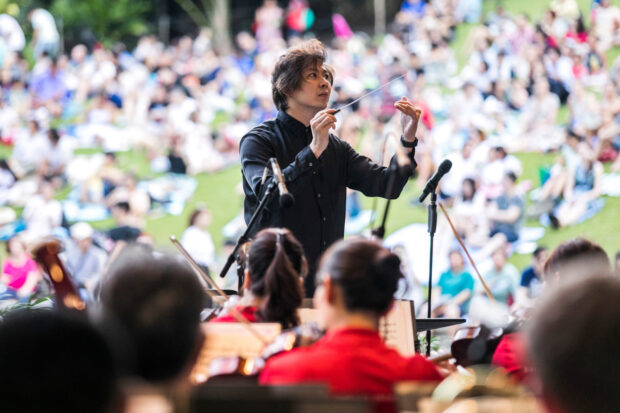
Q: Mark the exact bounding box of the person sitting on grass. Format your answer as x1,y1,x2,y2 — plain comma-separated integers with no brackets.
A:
432,249,474,318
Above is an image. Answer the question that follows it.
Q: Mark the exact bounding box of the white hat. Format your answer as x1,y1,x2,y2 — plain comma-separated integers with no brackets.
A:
70,222,94,240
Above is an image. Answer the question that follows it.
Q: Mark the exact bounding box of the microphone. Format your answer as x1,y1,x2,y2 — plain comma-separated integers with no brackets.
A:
269,158,295,208
418,159,452,203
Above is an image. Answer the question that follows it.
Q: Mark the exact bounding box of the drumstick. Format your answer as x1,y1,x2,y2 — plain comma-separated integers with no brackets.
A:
438,202,496,303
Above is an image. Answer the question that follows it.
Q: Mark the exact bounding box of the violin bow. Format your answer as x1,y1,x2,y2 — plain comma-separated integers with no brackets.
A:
170,236,269,345
437,202,496,303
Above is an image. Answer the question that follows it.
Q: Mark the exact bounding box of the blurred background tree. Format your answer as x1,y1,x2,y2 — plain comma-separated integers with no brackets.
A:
51,0,153,48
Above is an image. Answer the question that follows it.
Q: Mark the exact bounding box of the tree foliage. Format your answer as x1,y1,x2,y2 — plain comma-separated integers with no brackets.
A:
51,0,153,47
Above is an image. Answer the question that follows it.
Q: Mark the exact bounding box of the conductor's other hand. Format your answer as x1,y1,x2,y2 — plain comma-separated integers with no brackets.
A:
394,97,422,142
310,109,337,158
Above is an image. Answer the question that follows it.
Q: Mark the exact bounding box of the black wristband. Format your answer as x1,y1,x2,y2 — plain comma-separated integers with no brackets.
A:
400,135,418,148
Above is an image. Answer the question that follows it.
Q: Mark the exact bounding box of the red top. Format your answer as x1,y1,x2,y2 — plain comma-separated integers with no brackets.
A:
211,306,260,323
492,332,528,382
260,327,442,396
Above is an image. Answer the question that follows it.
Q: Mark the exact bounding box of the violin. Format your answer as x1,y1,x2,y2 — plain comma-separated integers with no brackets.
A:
30,238,86,312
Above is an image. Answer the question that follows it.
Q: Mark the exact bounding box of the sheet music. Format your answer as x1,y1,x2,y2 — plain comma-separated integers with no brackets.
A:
190,322,281,383
380,300,416,356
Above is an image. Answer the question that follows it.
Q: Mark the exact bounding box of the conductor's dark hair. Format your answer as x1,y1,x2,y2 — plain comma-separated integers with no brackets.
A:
542,237,610,280
318,238,403,315
247,228,307,329
527,275,619,413
271,39,334,111
0,310,116,413
99,246,206,382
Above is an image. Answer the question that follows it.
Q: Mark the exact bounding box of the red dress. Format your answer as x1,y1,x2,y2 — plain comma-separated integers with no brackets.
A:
211,306,260,323
260,327,442,397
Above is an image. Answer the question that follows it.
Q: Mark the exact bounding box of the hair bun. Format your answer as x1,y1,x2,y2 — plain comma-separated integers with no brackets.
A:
370,253,402,292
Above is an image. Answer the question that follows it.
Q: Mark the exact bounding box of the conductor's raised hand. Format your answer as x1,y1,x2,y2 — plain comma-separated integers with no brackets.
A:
310,109,337,158
394,97,422,142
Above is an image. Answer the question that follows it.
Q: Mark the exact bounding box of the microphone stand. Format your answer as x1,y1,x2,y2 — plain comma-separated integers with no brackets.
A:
371,161,398,240
425,191,438,357
219,180,278,291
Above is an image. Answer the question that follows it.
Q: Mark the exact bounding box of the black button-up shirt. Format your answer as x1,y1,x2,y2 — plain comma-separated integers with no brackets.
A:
240,111,416,295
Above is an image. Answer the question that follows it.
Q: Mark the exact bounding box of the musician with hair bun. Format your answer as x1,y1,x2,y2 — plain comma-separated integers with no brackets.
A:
259,238,442,401
212,227,307,329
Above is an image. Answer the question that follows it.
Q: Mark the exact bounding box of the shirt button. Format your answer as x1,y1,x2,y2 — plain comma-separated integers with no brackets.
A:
317,193,321,198
322,217,326,222
309,162,313,167
323,241,327,246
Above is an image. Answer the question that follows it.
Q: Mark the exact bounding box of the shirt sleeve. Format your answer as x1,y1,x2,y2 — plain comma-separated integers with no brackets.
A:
240,134,320,200
342,140,416,199
463,272,475,291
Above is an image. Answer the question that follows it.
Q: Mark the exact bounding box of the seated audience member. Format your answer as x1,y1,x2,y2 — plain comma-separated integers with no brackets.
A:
482,248,519,305
98,245,207,383
1,235,41,300
432,249,474,317
548,145,603,229
65,222,107,294
105,173,151,229
527,275,619,413
452,177,485,241
39,128,72,184
0,310,116,413
492,238,611,382
260,238,442,402
212,228,306,329
488,172,524,244
107,201,142,243
515,246,548,307
21,178,63,242
181,206,216,276
480,147,522,199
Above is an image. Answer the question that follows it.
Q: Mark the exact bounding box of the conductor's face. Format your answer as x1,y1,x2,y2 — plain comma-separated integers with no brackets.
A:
288,62,332,112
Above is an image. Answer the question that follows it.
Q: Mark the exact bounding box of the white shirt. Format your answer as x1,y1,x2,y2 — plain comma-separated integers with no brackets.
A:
22,195,63,240
0,14,25,51
31,9,59,44
12,130,51,171
180,225,215,269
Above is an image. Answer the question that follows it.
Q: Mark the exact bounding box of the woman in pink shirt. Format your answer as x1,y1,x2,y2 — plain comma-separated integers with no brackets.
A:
1,235,40,299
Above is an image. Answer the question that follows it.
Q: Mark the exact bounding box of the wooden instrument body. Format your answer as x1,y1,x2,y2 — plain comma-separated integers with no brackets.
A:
31,239,86,312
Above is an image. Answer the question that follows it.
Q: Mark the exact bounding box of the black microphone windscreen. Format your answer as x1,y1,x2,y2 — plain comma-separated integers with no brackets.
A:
438,159,452,173
280,193,295,208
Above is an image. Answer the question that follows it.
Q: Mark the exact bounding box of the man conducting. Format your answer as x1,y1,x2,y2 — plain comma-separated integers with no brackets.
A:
240,39,422,296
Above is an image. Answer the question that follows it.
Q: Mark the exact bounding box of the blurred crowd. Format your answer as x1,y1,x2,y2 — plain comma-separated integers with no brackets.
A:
0,2,619,413
0,0,619,309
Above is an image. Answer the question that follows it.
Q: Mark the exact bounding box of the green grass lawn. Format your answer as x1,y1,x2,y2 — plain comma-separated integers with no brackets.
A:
129,147,618,272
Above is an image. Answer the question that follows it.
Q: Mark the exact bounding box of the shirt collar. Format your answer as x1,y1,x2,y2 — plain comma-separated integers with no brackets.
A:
322,326,382,342
277,110,310,139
